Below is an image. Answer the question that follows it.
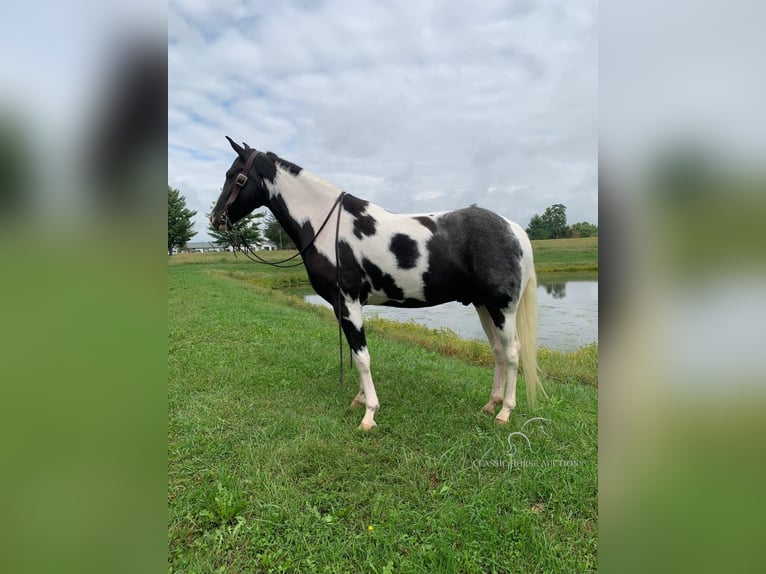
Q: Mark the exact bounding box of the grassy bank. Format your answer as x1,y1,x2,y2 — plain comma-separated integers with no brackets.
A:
168,262,598,572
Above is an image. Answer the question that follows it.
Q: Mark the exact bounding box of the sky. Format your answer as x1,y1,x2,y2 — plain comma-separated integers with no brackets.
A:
169,0,597,242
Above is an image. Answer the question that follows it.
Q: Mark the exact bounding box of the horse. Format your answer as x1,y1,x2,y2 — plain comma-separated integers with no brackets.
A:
210,137,544,431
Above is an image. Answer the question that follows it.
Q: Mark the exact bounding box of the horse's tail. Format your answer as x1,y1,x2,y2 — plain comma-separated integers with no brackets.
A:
517,266,547,407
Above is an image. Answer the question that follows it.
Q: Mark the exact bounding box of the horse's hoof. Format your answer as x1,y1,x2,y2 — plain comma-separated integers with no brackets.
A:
481,402,498,415
358,421,377,432
494,416,509,426
349,399,365,409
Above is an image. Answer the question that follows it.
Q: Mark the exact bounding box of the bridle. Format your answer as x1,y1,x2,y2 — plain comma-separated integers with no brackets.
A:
221,149,260,219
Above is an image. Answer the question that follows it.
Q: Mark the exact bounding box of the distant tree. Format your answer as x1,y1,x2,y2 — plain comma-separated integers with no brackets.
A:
526,203,569,239
543,203,569,238
206,200,266,249
168,186,197,254
526,213,550,240
569,221,599,238
263,214,295,250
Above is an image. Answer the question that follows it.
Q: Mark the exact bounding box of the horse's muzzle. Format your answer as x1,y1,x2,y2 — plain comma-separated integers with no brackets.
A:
210,213,225,230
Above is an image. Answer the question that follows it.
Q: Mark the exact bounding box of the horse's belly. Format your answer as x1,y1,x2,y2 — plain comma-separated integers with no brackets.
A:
364,271,427,305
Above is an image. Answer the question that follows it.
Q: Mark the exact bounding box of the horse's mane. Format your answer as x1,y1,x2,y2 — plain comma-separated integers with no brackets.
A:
265,151,302,176
263,149,342,194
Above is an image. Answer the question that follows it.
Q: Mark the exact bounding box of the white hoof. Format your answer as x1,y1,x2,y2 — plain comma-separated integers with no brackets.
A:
358,420,377,432
496,407,513,425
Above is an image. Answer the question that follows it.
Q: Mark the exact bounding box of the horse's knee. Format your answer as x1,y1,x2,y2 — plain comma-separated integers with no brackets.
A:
504,344,519,368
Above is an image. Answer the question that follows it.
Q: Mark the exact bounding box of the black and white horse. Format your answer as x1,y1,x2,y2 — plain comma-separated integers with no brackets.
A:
210,137,544,431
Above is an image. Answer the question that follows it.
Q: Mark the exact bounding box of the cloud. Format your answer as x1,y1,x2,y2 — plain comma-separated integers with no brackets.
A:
169,0,597,240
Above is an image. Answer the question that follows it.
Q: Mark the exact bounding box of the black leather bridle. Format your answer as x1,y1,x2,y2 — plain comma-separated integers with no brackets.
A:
222,149,260,218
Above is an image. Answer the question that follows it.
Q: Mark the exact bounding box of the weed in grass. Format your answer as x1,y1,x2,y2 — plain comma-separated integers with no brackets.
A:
200,482,247,528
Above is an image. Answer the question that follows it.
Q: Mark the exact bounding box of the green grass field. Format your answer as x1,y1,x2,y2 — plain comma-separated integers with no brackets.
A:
530,237,598,274
169,238,598,573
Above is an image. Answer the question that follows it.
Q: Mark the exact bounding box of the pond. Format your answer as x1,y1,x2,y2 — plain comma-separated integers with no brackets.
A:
303,275,598,351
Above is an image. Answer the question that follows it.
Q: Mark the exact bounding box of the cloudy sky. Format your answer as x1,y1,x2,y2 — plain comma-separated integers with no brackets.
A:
169,0,597,242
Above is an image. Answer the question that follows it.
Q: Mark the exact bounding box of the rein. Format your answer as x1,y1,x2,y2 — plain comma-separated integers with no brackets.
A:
224,191,348,384
231,191,346,269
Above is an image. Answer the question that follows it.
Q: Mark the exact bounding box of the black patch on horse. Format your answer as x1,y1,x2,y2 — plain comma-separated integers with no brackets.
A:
253,153,278,183
414,216,437,233
362,257,404,301
389,233,420,269
337,240,366,300
266,194,306,244
301,239,368,352
421,207,522,326
343,194,378,239
342,195,369,217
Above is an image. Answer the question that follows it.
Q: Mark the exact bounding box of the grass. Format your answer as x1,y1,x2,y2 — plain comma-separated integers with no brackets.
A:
214,287,599,388
530,237,598,274
168,247,598,573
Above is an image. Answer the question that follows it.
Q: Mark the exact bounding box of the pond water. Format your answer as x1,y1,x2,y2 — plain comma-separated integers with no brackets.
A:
303,276,598,351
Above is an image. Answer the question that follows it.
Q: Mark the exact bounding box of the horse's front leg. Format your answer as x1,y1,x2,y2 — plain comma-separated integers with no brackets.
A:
339,298,379,431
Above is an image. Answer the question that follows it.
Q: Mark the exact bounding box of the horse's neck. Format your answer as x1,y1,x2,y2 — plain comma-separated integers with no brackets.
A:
266,169,342,251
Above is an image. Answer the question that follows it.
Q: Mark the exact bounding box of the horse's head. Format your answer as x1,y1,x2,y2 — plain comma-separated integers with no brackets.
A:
210,136,274,230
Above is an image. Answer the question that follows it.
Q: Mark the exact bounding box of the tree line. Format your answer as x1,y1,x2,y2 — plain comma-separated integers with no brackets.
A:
169,186,596,254
525,203,598,240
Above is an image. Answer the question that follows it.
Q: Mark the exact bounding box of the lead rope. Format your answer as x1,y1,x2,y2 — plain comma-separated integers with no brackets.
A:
334,193,345,385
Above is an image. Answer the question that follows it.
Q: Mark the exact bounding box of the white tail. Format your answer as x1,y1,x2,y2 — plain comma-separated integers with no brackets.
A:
516,267,546,407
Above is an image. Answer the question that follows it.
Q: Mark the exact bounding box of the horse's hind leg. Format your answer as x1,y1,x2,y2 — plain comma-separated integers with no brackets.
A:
478,304,520,424
476,305,506,415
495,309,521,425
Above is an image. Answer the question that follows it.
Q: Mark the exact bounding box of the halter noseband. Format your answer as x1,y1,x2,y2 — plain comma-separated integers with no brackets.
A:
223,149,260,216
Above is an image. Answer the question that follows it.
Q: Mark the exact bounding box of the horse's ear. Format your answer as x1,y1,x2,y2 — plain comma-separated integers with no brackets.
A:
226,136,246,158
242,141,251,150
